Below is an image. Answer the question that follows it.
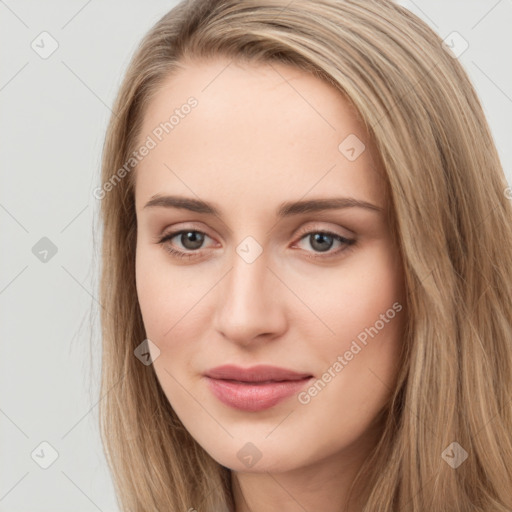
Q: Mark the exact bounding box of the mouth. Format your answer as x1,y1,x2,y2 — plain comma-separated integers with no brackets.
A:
204,364,313,383
203,365,314,412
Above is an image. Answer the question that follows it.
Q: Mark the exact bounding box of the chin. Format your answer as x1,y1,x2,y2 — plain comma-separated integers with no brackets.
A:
201,437,305,474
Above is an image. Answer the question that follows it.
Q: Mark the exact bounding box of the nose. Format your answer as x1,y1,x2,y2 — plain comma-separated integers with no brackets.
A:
212,248,287,347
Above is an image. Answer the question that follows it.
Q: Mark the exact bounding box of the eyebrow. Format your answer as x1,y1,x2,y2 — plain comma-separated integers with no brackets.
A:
143,194,383,217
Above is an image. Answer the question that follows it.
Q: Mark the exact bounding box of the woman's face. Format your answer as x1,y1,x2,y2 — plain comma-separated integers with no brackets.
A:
134,56,406,474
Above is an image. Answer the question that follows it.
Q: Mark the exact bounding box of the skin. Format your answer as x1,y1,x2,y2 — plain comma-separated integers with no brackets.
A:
134,56,406,512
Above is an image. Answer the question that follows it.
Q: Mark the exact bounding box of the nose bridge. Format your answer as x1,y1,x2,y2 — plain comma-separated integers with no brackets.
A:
213,238,284,343
225,241,271,312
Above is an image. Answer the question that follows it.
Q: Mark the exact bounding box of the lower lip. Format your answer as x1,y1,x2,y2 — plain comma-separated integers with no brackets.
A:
205,376,313,412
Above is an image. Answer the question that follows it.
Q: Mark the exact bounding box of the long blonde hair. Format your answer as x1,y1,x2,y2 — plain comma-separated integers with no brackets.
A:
96,0,512,510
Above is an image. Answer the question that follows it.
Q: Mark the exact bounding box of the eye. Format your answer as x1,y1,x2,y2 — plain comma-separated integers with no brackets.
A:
293,229,356,260
156,227,356,261
156,229,213,260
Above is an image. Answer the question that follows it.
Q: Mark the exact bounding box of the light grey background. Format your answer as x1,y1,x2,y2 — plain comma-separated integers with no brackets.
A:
1,1,511,511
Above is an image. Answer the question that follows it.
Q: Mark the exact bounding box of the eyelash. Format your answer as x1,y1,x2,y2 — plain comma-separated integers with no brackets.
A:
156,227,356,261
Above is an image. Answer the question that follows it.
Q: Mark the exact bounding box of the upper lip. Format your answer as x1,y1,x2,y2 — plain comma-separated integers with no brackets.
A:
204,364,313,383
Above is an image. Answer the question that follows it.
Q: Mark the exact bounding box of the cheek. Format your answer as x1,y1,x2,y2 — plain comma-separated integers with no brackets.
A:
289,246,404,453
135,245,186,353
297,242,405,352
135,245,210,361
298,242,405,412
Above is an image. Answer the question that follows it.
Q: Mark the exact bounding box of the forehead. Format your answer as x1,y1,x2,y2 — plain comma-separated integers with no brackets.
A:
134,56,386,214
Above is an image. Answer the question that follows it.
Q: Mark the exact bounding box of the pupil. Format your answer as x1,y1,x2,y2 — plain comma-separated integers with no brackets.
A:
311,233,333,252
182,231,204,250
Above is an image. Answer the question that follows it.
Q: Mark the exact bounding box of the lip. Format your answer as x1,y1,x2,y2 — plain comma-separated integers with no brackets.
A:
205,364,312,382
204,364,314,412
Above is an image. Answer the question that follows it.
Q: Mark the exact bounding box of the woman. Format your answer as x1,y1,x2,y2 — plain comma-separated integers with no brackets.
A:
96,0,512,510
